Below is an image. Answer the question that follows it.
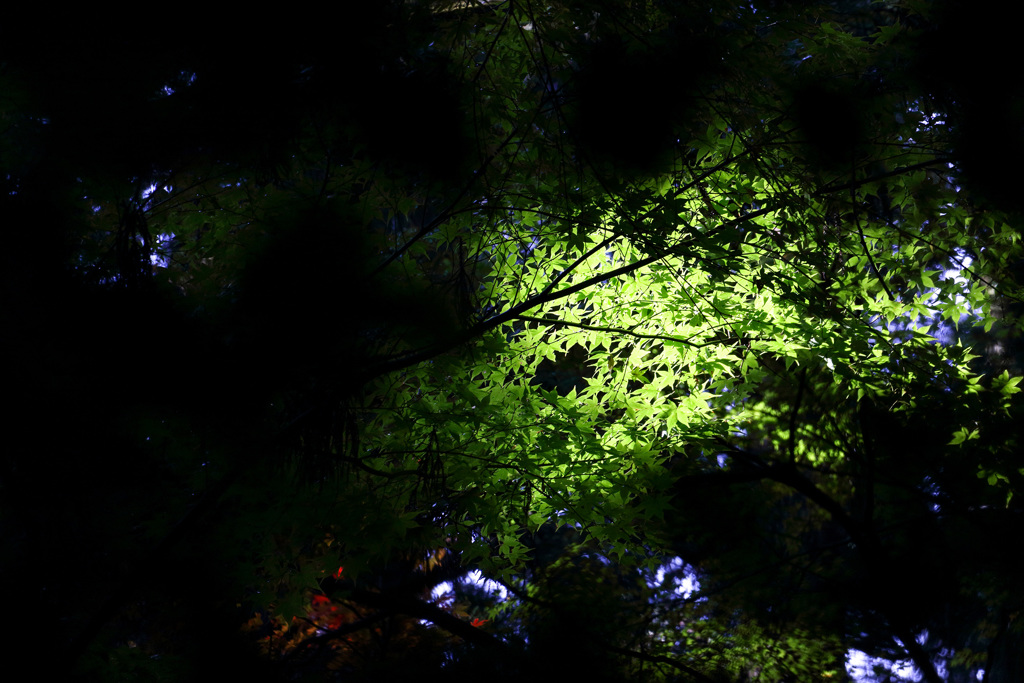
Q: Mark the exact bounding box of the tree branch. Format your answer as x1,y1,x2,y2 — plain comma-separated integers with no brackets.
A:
362,205,776,383
347,589,507,650
723,447,943,683
513,314,703,347
812,157,954,198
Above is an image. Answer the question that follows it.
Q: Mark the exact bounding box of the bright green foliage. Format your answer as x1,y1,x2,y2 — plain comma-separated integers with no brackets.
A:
148,1,1021,677
7,1,1024,681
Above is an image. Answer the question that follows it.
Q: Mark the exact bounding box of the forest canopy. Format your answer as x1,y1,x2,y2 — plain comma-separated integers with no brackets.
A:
3,1,1023,681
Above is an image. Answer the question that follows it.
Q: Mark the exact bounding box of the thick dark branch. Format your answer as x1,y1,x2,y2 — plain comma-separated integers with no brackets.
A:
514,314,703,348
740,452,871,550
283,611,393,661
359,247,668,382
722,447,943,683
347,589,506,650
539,233,619,296
812,157,954,198
362,206,776,383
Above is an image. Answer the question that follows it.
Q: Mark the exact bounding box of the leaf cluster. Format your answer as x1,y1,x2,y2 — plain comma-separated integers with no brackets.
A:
4,2,1024,681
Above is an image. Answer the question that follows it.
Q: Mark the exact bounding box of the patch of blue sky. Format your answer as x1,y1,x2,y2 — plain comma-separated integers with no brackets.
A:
140,181,176,209
914,249,981,345
848,630,934,682
884,106,975,346
846,629,981,682
646,556,700,600
846,648,921,681
421,569,509,628
459,568,509,601
137,182,177,268
150,233,175,268
865,247,979,348
920,475,944,514
429,581,454,605
428,569,509,605
156,71,197,98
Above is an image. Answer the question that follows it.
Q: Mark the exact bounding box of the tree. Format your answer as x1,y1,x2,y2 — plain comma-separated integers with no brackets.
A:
3,1,1023,680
